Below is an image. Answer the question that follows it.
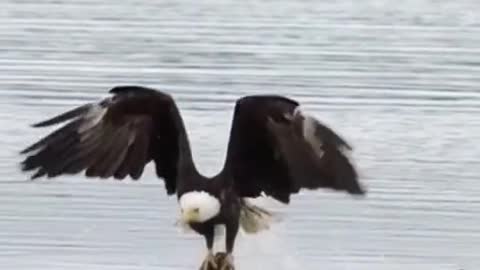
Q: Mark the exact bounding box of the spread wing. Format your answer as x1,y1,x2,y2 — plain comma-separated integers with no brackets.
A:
223,95,365,203
20,86,186,195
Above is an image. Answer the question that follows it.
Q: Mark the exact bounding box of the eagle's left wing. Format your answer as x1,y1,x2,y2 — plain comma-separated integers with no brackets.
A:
223,95,365,204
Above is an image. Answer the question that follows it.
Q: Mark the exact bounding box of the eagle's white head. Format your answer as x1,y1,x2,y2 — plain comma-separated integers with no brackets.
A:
179,191,221,223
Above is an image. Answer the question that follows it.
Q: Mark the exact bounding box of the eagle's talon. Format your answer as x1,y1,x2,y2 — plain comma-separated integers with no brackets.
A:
219,254,234,270
201,251,217,270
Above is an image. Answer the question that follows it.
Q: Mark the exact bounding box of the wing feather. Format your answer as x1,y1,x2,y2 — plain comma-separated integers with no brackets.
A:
85,124,131,178
94,127,133,178
21,119,83,154
20,86,185,196
31,104,92,128
224,95,365,204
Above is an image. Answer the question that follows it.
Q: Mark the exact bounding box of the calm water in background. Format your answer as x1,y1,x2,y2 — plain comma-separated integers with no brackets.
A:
1,1,480,269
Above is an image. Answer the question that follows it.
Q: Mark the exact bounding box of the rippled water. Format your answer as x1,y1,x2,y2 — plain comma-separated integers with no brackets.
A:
1,1,480,269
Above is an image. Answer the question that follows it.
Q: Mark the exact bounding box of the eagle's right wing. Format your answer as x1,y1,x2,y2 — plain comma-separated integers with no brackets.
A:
20,86,186,195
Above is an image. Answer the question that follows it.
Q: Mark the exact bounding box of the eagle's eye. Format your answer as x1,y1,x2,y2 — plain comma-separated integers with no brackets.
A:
193,208,200,213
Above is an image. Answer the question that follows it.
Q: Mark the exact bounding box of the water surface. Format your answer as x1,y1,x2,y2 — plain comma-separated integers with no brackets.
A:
1,1,480,269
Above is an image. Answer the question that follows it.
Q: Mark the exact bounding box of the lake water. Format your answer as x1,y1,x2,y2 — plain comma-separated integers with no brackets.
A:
1,0,480,269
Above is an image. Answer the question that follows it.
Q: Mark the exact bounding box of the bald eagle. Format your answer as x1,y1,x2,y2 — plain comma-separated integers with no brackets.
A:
20,86,365,270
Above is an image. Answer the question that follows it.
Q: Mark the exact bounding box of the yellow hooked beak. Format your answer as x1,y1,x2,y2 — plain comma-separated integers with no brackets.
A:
181,207,200,222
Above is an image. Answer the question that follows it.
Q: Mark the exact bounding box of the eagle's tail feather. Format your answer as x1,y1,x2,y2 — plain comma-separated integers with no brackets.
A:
239,200,280,234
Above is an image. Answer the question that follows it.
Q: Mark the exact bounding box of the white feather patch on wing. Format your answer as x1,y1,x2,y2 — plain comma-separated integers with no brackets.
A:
78,104,108,134
302,115,317,144
301,114,325,159
293,105,302,117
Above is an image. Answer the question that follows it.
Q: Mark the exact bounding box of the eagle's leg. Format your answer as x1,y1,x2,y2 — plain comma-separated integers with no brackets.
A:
219,221,238,270
200,227,217,270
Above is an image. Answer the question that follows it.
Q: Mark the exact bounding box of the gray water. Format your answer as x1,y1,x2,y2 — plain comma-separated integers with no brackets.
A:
1,0,480,269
